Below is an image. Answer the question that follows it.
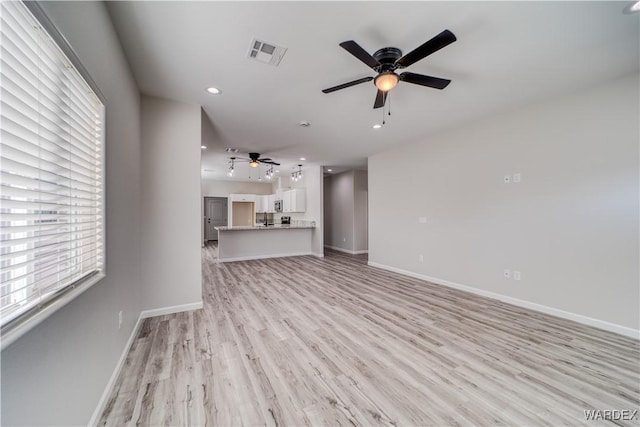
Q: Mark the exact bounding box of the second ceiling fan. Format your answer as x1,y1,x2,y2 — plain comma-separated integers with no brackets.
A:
322,29,457,109
236,152,280,167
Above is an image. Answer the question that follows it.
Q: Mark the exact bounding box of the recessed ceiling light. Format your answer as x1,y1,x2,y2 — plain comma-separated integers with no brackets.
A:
299,157,306,161
225,148,239,153
201,145,207,149
298,121,310,127
206,87,221,94
327,169,333,172
623,0,640,13
373,124,382,129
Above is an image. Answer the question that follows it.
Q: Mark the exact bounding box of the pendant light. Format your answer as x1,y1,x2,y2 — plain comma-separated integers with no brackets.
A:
291,164,303,182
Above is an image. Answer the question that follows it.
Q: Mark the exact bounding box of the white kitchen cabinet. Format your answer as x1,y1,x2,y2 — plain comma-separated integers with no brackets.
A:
266,194,276,213
283,189,306,213
255,195,269,213
228,193,256,202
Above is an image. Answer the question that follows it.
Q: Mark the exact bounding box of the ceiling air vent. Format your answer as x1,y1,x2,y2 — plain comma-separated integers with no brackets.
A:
247,38,287,66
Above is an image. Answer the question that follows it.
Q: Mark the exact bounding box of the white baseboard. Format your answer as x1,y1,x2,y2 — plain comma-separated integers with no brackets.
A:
140,301,203,319
367,261,640,340
88,314,144,426
88,300,204,425
325,245,368,255
218,252,313,263
313,252,325,258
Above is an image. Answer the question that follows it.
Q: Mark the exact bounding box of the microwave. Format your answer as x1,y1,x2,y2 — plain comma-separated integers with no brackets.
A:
274,199,282,212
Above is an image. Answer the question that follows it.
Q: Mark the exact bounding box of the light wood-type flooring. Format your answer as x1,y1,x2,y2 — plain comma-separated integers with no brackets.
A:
99,244,640,426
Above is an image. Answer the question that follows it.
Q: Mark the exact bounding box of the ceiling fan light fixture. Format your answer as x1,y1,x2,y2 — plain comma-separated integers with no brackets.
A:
374,72,399,92
250,160,259,168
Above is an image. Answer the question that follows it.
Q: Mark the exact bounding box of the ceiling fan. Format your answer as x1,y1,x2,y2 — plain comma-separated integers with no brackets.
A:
234,152,280,168
322,29,457,109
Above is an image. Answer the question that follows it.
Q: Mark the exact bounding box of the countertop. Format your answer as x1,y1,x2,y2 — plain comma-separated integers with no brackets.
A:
215,224,315,231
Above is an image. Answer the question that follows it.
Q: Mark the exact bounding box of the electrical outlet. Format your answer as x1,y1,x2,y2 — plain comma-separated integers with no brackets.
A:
418,254,424,262
513,271,521,280
503,174,511,184
513,173,521,183
418,217,427,224
343,237,346,242
118,310,123,329
503,269,511,278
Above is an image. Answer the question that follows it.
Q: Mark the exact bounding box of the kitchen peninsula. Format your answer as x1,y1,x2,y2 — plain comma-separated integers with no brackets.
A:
215,223,315,262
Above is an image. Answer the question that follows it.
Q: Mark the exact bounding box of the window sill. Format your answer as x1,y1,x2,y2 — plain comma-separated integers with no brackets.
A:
1,273,106,351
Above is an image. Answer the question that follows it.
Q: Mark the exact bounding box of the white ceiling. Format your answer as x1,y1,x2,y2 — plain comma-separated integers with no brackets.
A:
106,1,639,182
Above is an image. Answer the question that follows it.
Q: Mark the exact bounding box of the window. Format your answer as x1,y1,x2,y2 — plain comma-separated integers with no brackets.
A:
0,1,105,344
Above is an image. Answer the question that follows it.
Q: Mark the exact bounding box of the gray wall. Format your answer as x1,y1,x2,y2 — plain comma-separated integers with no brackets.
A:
1,2,143,425
353,170,368,252
324,172,355,251
369,73,639,332
324,170,368,253
141,95,202,311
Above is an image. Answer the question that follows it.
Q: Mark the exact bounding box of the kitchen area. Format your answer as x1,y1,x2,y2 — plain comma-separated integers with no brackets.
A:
208,186,317,262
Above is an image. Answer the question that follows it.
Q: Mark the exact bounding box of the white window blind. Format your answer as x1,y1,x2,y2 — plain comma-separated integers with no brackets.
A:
0,1,105,331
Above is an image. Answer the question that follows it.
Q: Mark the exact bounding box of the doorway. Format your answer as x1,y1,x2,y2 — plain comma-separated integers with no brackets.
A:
204,197,228,241
323,169,368,255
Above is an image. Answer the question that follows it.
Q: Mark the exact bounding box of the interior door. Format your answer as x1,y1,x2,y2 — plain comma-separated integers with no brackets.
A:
205,198,228,241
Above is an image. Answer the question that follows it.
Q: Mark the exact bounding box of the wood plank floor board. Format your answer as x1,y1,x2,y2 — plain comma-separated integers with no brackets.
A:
99,245,640,426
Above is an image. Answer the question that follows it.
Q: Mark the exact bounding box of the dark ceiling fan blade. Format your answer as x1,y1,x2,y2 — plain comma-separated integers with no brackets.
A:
322,76,373,93
400,72,451,89
396,29,457,68
339,41,380,69
260,160,280,166
259,157,272,161
373,90,387,109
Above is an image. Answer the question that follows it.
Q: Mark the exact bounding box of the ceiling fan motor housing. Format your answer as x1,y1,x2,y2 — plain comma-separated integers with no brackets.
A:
373,47,402,72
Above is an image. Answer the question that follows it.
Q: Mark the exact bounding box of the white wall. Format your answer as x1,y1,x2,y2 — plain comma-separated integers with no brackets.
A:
1,2,143,425
324,170,368,253
141,95,202,311
369,73,639,334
